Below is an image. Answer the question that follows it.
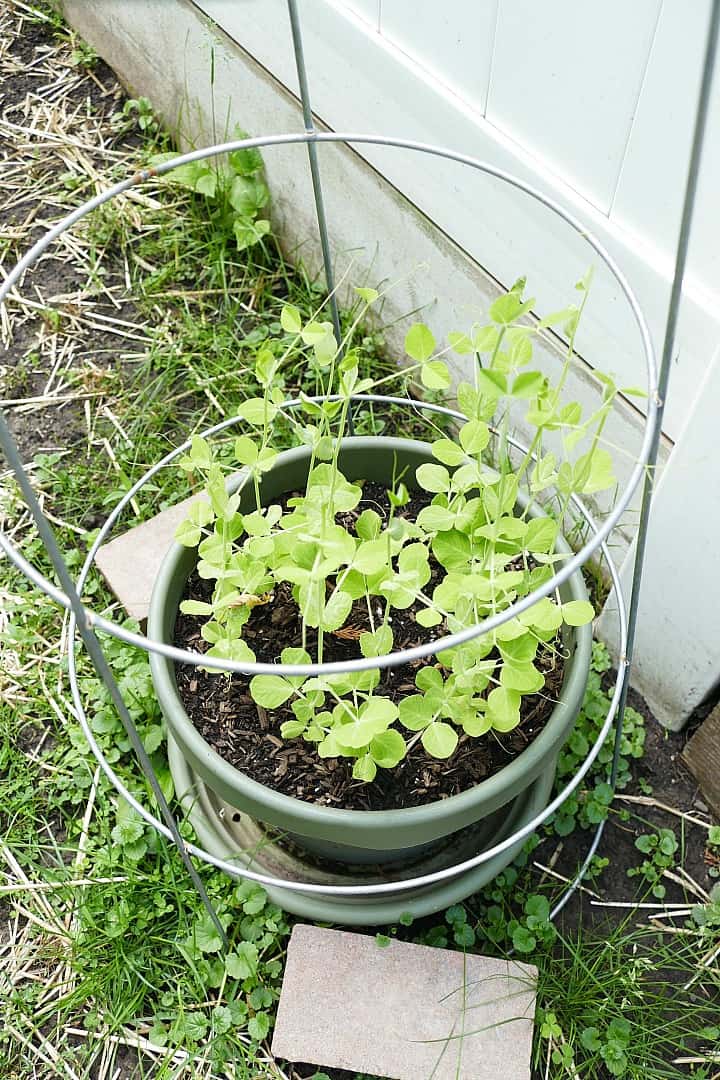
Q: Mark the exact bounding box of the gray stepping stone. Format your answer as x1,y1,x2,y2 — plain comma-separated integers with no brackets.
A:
95,495,199,622
271,924,537,1080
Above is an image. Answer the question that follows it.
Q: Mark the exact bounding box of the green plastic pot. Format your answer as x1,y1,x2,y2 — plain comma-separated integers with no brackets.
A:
149,438,591,915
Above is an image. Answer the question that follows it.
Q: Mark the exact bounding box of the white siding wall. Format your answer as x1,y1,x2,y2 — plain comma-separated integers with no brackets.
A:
199,0,720,445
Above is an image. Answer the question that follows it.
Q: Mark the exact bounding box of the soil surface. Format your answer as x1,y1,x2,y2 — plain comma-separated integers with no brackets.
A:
173,482,566,811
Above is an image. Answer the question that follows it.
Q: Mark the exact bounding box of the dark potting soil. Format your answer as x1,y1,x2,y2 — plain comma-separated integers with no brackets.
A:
173,482,566,812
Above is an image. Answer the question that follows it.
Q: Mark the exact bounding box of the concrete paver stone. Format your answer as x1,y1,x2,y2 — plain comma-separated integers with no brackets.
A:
271,924,537,1080
95,494,200,623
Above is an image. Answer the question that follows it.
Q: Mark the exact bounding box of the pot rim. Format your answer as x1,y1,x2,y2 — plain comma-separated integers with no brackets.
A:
149,436,592,832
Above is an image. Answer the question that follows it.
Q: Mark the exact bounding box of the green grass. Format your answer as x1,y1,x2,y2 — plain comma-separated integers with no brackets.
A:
1,10,718,1078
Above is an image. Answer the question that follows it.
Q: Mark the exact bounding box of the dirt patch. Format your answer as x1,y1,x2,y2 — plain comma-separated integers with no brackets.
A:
0,2,150,470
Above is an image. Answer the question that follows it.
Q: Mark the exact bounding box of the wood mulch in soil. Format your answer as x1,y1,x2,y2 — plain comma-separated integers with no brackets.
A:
174,481,566,811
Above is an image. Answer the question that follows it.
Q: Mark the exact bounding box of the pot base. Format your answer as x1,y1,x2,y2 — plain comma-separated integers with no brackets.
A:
168,737,555,925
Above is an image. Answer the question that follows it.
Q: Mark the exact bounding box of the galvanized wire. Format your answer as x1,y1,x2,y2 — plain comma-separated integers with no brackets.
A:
0,410,229,947
64,399,628,895
5,0,717,906
0,134,659,677
0,128,656,910
286,0,344,359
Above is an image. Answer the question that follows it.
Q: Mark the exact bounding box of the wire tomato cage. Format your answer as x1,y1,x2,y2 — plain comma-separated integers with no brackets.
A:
1,0,718,941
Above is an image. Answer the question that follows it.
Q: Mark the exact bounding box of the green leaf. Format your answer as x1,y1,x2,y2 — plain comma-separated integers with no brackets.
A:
471,324,500,352
448,330,473,354
353,754,377,782
301,320,331,346
404,323,436,362
179,599,214,616
576,448,615,494
356,508,382,540
233,217,270,250
459,419,490,454
416,607,442,627
462,711,493,737
193,914,227,954
431,439,465,467
111,814,144,847
601,1043,628,1077
337,698,398,749
237,397,277,425
432,529,470,571
206,469,239,521
490,292,535,325
196,173,218,198
519,597,563,633
398,695,434,731
359,625,393,658
445,903,467,925
505,327,533,366
280,305,301,333
175,517,202,547
562,600,595,626
525,517,557,553
658,830,678,856
580,1026,602,1052
234,435,259,465
228,142,264,175
181,1012,209,1042
416,666,443,692
229,174,269,216
256,447,277,473
486,686,521,732
212,1005,233,1035
416,503,456,532
422,721,458,758
499,633,537,665
354,538,389,575
538,305,578,330
454,922,476,947
500,662,545,694
530,452,558,493
249,675,294,709
280,719,306,738
399,542,430,576
238,881,268,914
361,697,398,727
322,590,353,632
476,368,506,399
511,925,536,953
388,481,410,509
254,348,278,387
248,1012,271,1042
355,286,379,303
188,434,212,468
421,360,451,390
512,371,545,399
225,941,259,980
168,160,217,196
416,463,450,493
494,615,527,642
370,729,407,768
